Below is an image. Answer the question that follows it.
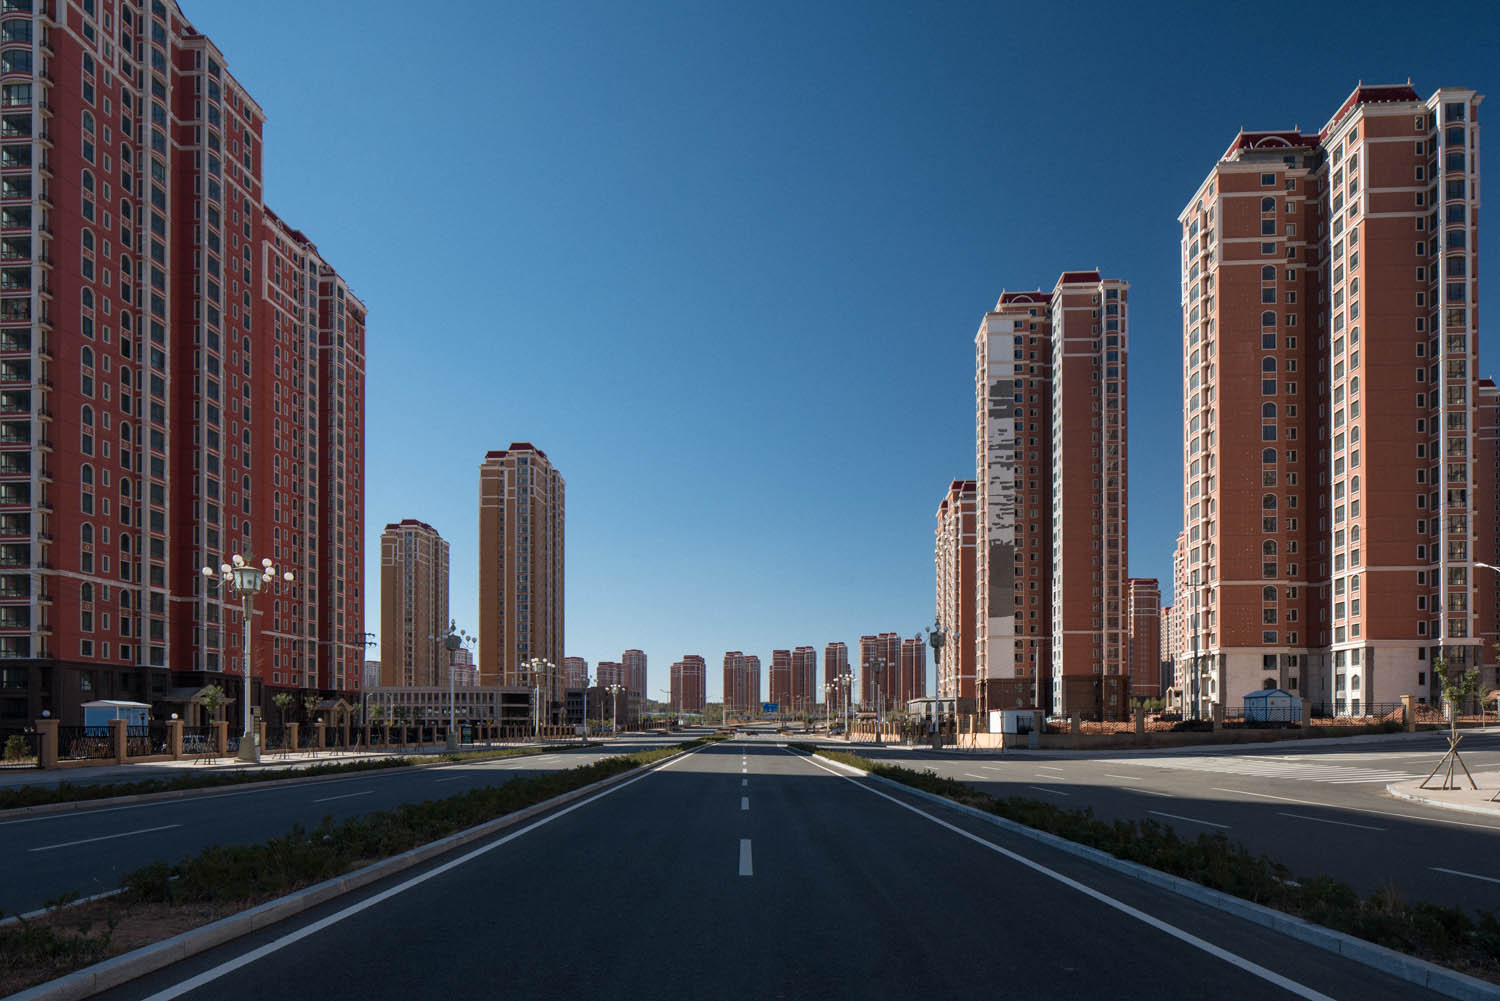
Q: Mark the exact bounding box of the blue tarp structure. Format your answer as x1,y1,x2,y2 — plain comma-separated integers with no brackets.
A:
1243,688,1300,723
81,699,151,734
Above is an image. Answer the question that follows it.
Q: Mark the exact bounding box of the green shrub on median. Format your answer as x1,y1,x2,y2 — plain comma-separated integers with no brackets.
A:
799,745,1500,978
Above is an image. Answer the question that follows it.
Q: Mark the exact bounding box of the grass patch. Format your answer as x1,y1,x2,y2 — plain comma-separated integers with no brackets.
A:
1,737,722,995
0,743,603,812
799,745,1500,981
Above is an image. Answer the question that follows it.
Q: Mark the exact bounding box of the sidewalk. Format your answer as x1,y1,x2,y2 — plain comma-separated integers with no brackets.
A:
1387,767,1500,819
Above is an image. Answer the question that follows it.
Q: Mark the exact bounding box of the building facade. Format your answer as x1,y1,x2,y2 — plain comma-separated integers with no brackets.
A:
768,649,790,710
1127,578,1162,699
824,640,849,706
670,654,705,712
1477,381,1500,665
935,479,977,703
378,520,449,688
0,0,366,726
897,636,926,705
477,444,564,687
1177,83,1483,714
562,655,588,690
622,648,646,702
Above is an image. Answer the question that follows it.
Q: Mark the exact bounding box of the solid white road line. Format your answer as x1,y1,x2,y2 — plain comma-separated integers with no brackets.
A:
739,838,753,876
433,777,465,783
311,790,374,804
1104,773,1143,781
980,765,1003,771
1431,866,1500,885
740,796,749,811
964,773,988,780
790,751,1337,1001
1027,785,1069,796
1276,812,1384,832
1148,810,1229,829
133,748,699,1001
1036,766,1065,772
29,823,181,853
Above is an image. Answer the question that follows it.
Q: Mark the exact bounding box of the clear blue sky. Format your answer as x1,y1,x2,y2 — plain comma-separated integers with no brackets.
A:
189,0,1498,702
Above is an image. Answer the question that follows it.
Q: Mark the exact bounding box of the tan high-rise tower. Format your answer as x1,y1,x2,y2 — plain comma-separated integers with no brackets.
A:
379,521,450,687
478,444,565,687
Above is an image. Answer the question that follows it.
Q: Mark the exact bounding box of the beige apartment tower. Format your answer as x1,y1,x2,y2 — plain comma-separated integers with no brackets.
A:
379,520,450,688
478,444,566,687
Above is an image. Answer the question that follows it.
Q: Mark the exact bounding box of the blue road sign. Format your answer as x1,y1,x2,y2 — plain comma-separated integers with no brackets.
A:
762,702,778,713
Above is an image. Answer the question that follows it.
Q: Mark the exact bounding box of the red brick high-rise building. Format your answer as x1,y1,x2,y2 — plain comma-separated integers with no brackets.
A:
722,650,760,715
790,645,816,714
622,648,646,702
935,479,977,704
975,291,1053,712
596,660,623,689
1128,578,1162,699
379,520,449,688
859,633,899,711
974,273,1128,719
0,0,366,725
768,649,791,711
1477,381,1500,665
670,654,705,713
898,636,926,706
1178,83,1484,713
823,641,848,689
562,656,588,690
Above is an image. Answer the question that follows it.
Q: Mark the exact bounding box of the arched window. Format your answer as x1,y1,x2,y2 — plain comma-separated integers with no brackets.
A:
1263,541,1277,556
1261,311,1275,327
1351,675,1361,691
81,523,93,544
1261,197,1275,212
1263,494,1277,509
1262,586,1276,602
81,582,92,603
81,170,94,194
1262,403,1276,418
81,288,93,310
1262,448,1276,464
1261,265,1275,280
81,464,93,486
1350,475,1360,493
81,346,93,368
81,110,94,134
82,230,94,252
1262,357,1276,373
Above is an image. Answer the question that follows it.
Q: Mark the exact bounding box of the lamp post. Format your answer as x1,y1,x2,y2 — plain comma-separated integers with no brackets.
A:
868,657,888,745
839,669,853,740
926,618,952,747
441,621,474,750
201,554,293,765
607,683,625,737
823,682,835,732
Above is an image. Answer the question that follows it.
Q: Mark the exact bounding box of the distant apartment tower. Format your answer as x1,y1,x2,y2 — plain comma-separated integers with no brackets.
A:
622,649,647,701
768,650,791,710
1178,83,1483,713
859,633,900,711
562,656,588,690
670,655,706,712
789,646,816,712
379,520,450,688
975,291,1054,712
1159,604,1175,695
1127,579,1162,699
451,647,478,688
722,651,761,714
597,661,623,689
1049,271,1129,718
477,444,565,686
935,480,978,704
897,637,926,705
824,641,849,702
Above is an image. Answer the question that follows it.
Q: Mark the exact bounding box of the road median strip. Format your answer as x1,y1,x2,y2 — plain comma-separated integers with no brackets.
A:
0,743,605,817
1,737,722,1000
792,744,1500,999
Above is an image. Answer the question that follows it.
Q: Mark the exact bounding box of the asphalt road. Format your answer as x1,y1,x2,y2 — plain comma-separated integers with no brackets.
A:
0,733,687,916
804,728,1500,914
91,737,1457,1001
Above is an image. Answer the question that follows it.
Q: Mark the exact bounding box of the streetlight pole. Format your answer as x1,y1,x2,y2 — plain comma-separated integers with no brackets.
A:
839,669,852,740
441,621,474,750
201,554,293,765
607,683,624,737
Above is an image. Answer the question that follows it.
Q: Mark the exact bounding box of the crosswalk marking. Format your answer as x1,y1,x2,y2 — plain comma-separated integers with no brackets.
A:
1098,755,1422,785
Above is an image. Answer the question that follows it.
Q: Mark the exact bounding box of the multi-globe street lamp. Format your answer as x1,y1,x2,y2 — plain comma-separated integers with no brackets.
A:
607,682,625,736
823,682,835,731
526,657,556,741
868,657,888,745
200,554,294,764
442,621,475,750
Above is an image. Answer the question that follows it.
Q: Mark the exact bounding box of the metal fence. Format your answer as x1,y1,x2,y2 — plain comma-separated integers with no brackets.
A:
1222,705,1302,728
183,725,215,757
0,725,39,769
57,725,112,760
1306,702,1405,726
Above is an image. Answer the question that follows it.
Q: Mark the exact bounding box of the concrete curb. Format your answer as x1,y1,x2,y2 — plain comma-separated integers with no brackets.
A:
1386,783,1500,819
7,745,695,1001
0,744,598,820
811,751,1500,1001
